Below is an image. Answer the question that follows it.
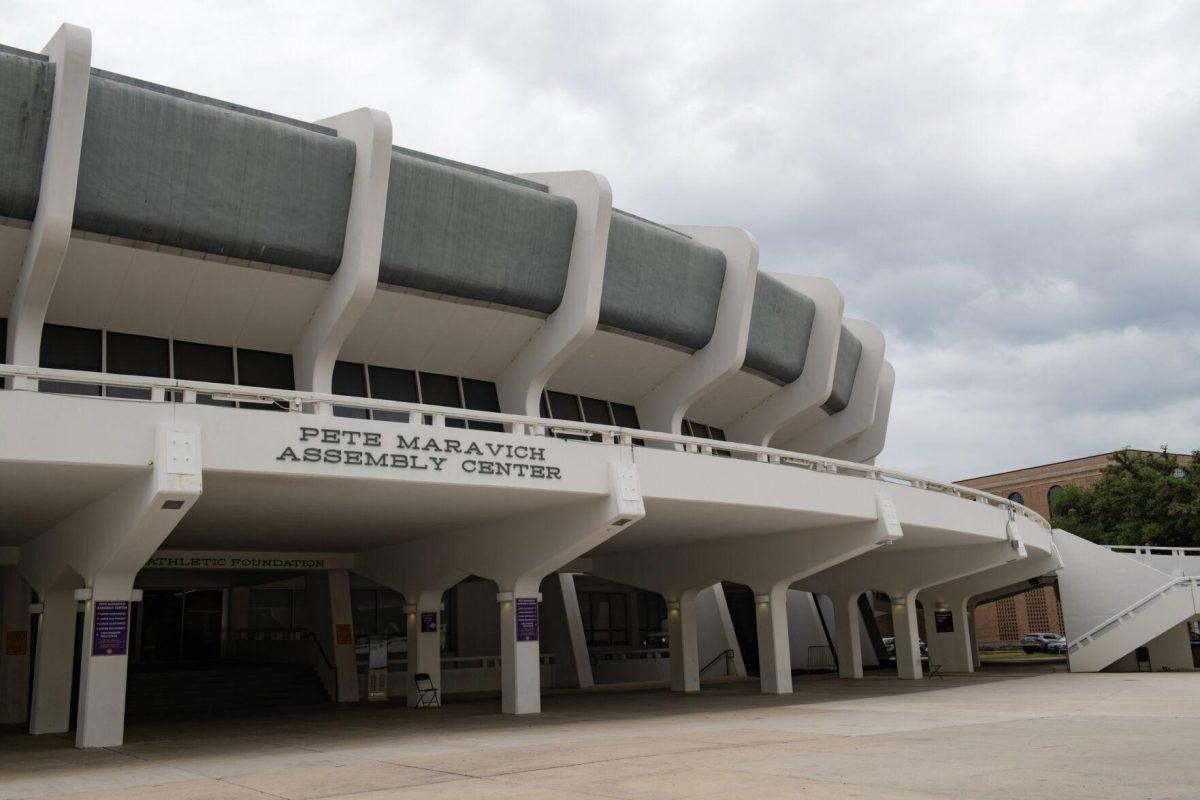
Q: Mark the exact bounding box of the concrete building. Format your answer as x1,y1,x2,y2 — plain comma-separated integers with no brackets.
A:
0,23,1191,751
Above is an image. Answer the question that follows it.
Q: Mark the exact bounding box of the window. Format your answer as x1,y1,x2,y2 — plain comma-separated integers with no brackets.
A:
173,339,234,406
248,588,308,631
236,348,293,411
367,365,418,422
1047,485,1063,510
40,324,101,395
1007,492,1025,505
461,378,503,432
579,591,628,646
332,360,368,419
106,331,169,400
638,592,667,634
351,588,406,637
419,371,465,428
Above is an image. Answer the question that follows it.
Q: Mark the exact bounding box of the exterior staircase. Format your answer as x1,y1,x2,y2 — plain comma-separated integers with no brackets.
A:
1055,531,1200,672
125,661,330,720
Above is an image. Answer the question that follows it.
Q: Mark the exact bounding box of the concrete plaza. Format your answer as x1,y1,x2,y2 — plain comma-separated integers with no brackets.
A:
2,670,1198,800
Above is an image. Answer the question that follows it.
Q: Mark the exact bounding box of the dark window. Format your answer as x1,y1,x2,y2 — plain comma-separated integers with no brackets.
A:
539,393,550,418
0,317,7,364
40,324,101,396
106,331,169,400
419,372,465,428
173,340,234,406
637,592,667,636
236,348,293,412
332,361,368,419
580,396,613,425
1008,492,1025,505
547,390,583,421
368,365,418,423
462,378,503,432
580,591,628,646
1047,485,1063,509
610,403,640,429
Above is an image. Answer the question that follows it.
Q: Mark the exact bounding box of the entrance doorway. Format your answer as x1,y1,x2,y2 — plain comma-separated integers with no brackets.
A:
136,589,224,661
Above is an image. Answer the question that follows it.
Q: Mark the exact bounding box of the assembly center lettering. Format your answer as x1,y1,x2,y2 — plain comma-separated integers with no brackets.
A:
276,427,563,480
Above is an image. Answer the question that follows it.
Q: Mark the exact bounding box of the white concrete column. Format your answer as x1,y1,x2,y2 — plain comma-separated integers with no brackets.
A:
557,573,594,689
921,594,974,673
0,566,33,724
75,578,136,748
404,590,444,707
5,24,91,386
969,610,981,669
668,590,700,692
293,108,392,393
497,171,613,415
28,583,77,735
754,583,792,694
890,590,923,680
305,571,360,702
637,227,759,434
832,591,864,679
497,591,542,714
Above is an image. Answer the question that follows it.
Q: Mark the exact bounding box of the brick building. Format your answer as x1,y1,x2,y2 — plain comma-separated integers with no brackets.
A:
958,450,1188,645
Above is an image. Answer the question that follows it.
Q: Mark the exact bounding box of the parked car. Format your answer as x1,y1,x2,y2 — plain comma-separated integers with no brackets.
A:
1022,632,1066,654
881,637,928,658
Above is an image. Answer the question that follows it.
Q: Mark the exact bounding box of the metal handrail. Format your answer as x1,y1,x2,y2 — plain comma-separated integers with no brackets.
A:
0,363,1050,530
699,648,734,676
1105,545,1200,557
1067,576,1200,651
228,626,335,671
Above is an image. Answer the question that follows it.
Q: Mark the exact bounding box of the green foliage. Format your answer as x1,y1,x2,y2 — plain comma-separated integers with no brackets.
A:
1051,448,1200,547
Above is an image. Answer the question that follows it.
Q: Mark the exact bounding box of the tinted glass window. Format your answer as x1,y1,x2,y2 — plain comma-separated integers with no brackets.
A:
367,365,417,423
610,403,640,429
173,340,234,406
580,396,613,425
419,372,465,428
547,390,582,421
106,331,169,399
40,324,101,396
236,348,294,389
462,378,503,432
332,360,367,419
0,317,7,364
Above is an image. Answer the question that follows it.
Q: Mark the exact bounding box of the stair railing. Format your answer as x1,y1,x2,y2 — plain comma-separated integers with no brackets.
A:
1067,576,1200,653
699,648,735,676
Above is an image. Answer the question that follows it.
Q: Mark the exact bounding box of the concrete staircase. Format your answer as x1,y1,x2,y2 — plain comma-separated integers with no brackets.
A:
1056,531,1200,672
125,661,330,720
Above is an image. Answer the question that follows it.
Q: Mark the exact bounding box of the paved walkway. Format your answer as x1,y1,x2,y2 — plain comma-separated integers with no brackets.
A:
2,670,1198,799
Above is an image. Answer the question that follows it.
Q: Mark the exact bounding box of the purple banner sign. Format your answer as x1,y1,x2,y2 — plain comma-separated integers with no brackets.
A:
515,597,539,642
421,611,438,633
91,601,129,656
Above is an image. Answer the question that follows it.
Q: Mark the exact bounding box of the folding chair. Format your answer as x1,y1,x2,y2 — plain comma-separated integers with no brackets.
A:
413,672,440,708
928,663,944,679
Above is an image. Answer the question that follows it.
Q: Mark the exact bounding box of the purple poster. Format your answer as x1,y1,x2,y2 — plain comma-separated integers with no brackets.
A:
421,611,438,633
91,601,129,656
515,597,539,642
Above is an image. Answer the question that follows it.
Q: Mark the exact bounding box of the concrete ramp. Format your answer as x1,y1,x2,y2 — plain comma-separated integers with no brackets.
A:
1057,531,1199,672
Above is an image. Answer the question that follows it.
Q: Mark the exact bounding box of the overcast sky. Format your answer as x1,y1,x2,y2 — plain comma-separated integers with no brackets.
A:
9,1,1199,479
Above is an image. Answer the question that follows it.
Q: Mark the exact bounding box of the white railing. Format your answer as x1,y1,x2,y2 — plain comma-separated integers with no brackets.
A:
1067,576,1200,652
1105,545,1200,558
0,363,1050,529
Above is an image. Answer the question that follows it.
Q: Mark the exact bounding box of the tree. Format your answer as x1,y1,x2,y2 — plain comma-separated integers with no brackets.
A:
1051,448,1200,547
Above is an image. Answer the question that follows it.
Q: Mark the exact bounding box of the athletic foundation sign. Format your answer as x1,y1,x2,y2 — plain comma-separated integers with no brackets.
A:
275,427,564,480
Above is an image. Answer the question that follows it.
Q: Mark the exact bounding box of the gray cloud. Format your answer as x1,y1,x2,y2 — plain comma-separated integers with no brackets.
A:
9,0,1198,478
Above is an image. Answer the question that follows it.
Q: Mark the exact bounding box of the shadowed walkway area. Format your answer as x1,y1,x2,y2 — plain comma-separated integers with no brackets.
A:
2,671,1198,799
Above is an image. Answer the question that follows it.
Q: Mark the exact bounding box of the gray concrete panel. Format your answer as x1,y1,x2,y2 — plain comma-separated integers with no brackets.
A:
599,211,726,351
73,72,355,273
0,51,54,220
379,151,577,315
744,273,816,384
822,326,862,414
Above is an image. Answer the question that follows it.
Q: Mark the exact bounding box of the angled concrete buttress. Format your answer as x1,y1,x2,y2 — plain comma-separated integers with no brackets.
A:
293,108,392,393
726,275,845,447
636,227,758,435
781,318,885,457
19,425,202,747
4,24,91,386
496,171,614,416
